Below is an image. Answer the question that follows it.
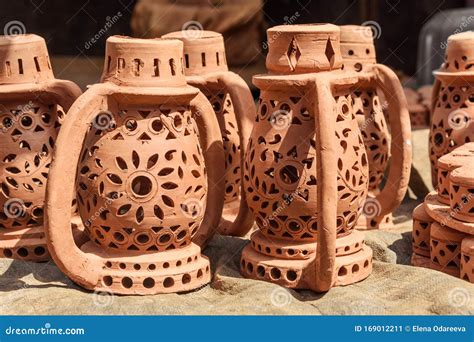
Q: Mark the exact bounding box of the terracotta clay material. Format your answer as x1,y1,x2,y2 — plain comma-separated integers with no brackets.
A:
45,36,226,295
162,30,255,238
241,24,411,292
412,142,474,283
0,34,81,261
430,32,474,187
404,87,430,129
339,25,412,230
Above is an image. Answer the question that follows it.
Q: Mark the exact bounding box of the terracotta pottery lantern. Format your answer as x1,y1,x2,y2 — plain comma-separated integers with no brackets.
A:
162,30,255,237
430,32,474,187
0,34,81,261
339,25,412,229
240,24,411,291
45,36,225,294
412,143,474,282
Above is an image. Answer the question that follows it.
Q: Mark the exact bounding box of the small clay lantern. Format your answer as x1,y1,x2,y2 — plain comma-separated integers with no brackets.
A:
0,34,81,261
412,142,474,282
162,30,255,237
339,25,412,229
430,32,474,187
241,24,411,291
45,36,225,294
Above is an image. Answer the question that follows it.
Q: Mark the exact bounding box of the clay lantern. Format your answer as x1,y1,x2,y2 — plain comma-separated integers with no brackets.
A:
45,36,225,294
0,34,81,261
240,24,411,291
430,32,474,187
412,142,474,282
162,30,255,237
339,25,412,229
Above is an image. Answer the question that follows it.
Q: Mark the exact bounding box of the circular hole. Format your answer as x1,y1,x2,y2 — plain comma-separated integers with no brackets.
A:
434,132,444,147
453,94,461,103
469,94,474,102
197,269,203,278
151,118,163,133
148,264,156,270
365,48,370,54
270,268,281,279
105,261,112,268
287,249,295,256
143,277,155,288
20,115,33,128
344,246,350,252
341,103,350,115
2,117,12,128
286,270,297,281
348,49,354,55
246,262,254,273
257,266,265,277
182,274,191,284
173,116,183,130
3,249,12,258
212,101,221,112
265,247,271,254
354,63,362,71
34,246,45,256
163,262,170,268
288,221,301,232
352,264,360,273
163,277,174,288
260,104,268,117
136,234,150,244
176,260,182,267
121,277,133,288
113,232,125,242
134,264,141,270
276,248,282,255
187,257,192,263
131,175,153,197
125,119,138,131
363,260,369,268
439,250,445,257
103,276,113,286
279,165,299,184
17,248,28,257
41,113,51,124
119,263,126,269
338,266,347,276
159,234,171,244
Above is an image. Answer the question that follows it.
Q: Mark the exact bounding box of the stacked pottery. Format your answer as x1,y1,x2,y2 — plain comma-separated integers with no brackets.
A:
412,142,474,282
162,30,255,237
429,32,474,187
0,34,81,261
45,36,226,294
339,25,412,229
240,24,411,291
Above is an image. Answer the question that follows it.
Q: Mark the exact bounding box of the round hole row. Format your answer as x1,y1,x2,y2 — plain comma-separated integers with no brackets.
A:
104,255,198,270
3,246,46,259
337,259,370,277
251,241,309,258
102,266,210,289
241,259,298,282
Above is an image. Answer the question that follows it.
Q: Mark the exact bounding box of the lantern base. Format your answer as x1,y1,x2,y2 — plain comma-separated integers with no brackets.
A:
240,230,372,290
81,241,211,295
0,218,88,262
355,213,394,230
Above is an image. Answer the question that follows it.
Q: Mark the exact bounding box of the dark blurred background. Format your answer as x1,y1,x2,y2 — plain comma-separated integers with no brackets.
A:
0,0,472,86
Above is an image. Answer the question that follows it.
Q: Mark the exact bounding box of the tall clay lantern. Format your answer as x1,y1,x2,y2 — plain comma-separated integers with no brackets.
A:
45,36,225,295
162,30,255,237
339,25,412,229
241,24,411,291
430,32,474,187
0,34,81,261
